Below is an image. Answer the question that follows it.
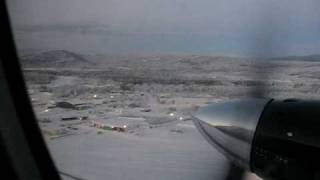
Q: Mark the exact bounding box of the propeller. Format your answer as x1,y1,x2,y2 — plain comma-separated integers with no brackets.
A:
193,98,270,179
222,4,283,179
194,26,320,179
193,3,281,180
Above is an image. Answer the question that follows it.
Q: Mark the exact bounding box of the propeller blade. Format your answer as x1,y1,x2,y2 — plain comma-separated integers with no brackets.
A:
246,3,278,99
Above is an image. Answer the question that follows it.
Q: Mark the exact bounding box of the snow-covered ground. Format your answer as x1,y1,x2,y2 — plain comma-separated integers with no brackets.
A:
48,122,229,180
23,52,320,180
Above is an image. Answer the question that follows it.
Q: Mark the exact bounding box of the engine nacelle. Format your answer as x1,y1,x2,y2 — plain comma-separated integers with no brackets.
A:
193,99,320,180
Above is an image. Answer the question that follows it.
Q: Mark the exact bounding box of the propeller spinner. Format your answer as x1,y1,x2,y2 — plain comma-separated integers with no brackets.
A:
193,99,320,180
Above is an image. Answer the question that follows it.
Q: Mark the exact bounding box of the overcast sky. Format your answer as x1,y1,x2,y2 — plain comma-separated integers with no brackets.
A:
7,0,320,56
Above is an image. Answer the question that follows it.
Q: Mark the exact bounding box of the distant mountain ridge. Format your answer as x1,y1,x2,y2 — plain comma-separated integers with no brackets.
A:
268,54,320,62
22,50,94,67
20,50,320,68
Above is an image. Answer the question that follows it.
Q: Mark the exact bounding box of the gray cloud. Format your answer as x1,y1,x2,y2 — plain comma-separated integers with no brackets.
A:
7,0,320,56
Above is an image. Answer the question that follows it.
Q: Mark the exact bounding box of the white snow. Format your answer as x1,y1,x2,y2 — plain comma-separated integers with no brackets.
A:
25,53,313,180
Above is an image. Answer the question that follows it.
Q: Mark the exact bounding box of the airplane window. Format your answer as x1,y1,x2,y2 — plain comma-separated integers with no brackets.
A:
6,0,320,180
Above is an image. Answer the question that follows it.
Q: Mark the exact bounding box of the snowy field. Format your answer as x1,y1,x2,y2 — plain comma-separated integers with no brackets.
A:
22,51,320,180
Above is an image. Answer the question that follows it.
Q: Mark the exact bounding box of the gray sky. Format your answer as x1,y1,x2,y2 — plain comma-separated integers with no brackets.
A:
7,0,320,56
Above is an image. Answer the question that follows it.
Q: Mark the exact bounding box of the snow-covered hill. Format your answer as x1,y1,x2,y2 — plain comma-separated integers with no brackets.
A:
22,50,94,67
